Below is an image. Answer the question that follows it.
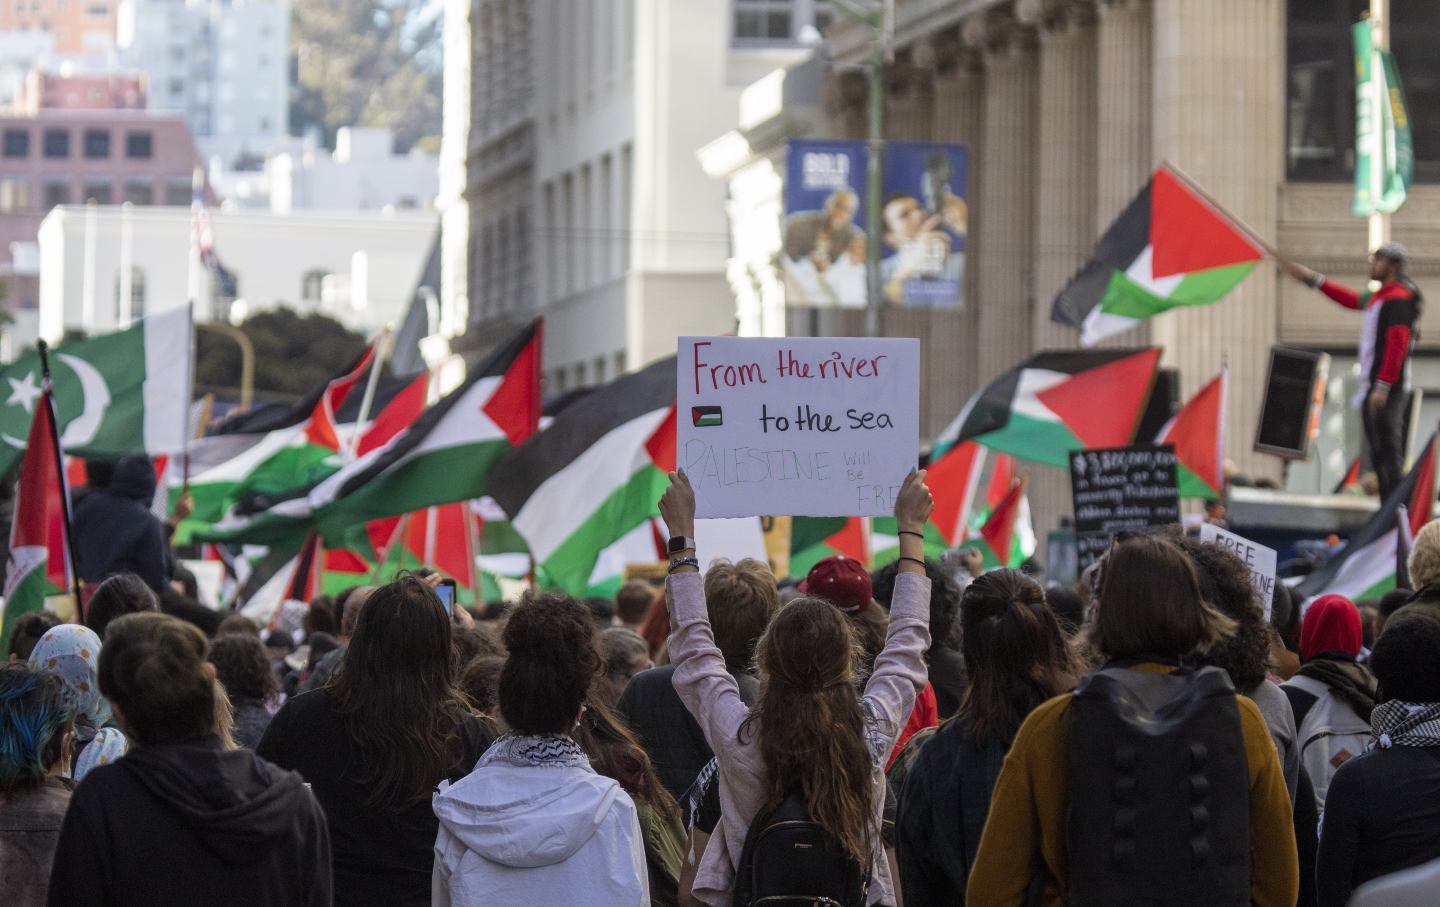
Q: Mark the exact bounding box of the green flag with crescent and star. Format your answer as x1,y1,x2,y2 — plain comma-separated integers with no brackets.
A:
0,307,192,477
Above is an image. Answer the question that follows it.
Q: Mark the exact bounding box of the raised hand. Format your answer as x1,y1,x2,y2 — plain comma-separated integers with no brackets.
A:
659,470,696,539
894,468,934,533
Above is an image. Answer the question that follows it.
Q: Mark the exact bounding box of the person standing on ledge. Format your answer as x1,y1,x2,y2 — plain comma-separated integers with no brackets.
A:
1284,243,1422,499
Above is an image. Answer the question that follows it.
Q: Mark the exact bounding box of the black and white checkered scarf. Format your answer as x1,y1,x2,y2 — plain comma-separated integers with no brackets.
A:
1370,700,1440,750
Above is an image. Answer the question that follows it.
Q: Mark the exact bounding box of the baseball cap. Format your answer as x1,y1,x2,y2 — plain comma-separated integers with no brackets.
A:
1375,241,1408,262
798,556,873,614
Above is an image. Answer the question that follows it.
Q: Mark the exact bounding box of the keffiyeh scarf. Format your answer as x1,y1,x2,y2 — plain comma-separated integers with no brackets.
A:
1370,700,1440,750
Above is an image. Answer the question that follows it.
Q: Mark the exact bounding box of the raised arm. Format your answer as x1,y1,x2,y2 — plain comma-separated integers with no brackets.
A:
659,470,751,751
862,470,934,740
1281,259,1362,310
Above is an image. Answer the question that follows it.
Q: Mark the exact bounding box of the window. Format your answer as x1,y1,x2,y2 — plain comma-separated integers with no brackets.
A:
125,131,153,159
86,3,108,15
594,356,608,384
1287,0,1440,182
168,78,185,97
169,45,185,62
733,0,793,42
42,180,72,207
82,180,112,204
123,179,154,205
114,267,146,321
163,178,191,206
301,269,329,303
3,129,28,158
43,129,70,159
0,177,30,212
83,129,110,159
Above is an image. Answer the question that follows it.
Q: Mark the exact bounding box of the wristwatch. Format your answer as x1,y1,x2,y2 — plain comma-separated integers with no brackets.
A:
667,535,697,555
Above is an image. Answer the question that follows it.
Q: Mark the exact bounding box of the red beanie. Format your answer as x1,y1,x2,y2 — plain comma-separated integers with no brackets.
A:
1300,594,1363,661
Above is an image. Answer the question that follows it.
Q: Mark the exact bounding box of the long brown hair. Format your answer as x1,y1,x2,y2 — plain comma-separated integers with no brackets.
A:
328,576,475,810
742,597,876,866
575,687,681,821
954,569,1081,747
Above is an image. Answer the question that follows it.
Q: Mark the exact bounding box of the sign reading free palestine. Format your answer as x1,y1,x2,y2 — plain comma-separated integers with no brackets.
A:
677,337,920,518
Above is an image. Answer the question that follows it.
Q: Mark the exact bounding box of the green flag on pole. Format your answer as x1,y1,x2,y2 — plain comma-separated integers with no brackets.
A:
1353,18,1413,216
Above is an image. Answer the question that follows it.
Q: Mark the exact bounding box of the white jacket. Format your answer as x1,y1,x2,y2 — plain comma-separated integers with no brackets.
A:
432,734,649,906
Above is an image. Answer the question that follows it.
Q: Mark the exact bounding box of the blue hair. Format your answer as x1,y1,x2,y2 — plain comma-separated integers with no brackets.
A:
0,663,75,795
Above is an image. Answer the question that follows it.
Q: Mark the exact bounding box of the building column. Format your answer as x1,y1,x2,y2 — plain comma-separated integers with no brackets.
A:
966,9,1040,384
1150,0,1284,481
1096,0,1153,228
1022,0,1099,539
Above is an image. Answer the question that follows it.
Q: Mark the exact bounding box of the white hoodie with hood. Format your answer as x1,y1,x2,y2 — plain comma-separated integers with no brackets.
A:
432,733,649,906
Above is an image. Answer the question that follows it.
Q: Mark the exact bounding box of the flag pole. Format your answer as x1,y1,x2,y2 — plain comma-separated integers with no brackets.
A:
37,341,84,610
1159,160,1286,263
345,324,393,461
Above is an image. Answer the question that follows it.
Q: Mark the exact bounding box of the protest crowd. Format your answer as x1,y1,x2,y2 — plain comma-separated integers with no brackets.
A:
4,444,1440,907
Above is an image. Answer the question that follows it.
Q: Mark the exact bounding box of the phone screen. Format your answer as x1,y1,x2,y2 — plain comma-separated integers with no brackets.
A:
435,580,456,614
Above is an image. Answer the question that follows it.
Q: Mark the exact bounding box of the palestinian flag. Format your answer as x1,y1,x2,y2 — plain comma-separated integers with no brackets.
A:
974,477,1033,568
489,355,676,596
307,319,542,543
791,516,871,578
1051,166,1265,345
935,349,1162,468
585,518,668,598
1,385,70,650
1157,366,1227,499
1295,433,1436,602
368,503,482,605
0,307,193,478
179,342,380,541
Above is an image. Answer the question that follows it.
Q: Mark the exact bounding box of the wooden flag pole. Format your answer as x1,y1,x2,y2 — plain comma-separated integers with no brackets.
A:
1159,160,1289,265
36,341,84,610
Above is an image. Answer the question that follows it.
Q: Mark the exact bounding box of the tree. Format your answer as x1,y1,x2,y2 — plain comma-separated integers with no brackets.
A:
195,308,368,404
291,0,443,153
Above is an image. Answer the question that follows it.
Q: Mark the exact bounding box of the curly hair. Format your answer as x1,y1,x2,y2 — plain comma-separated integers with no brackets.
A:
499,593,601,735
208,634,279,703
328,576,477,810
1171,533,1271,691
743,597,875,867
1409,519,1440,589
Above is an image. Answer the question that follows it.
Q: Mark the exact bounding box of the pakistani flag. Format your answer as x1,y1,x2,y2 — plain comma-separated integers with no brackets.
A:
1295,433,1436,602
1,385,69,651
934,349,1161,469
1051,167,1265,345
0,307,192,478
489,356,676,596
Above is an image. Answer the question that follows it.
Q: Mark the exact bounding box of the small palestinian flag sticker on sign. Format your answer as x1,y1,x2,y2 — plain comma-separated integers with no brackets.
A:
692,406,723,428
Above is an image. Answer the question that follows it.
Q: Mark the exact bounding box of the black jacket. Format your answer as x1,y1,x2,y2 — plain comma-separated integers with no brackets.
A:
256,689,492,907
1316,744,1440,907
72,455,169,592
47,736,331,907
895,716,1006,906
618,663,759,801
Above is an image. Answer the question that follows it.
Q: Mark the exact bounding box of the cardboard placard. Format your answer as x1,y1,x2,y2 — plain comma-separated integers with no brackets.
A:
1070,445,1181,569
1199,523,1278,620
678,337,920,518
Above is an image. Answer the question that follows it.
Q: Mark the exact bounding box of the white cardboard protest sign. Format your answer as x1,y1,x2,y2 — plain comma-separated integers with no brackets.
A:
1199,523,1278,621
678,336,920,518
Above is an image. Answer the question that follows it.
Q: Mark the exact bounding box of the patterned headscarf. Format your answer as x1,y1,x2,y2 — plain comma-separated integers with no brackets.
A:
75,727,128,780
28,624,113,743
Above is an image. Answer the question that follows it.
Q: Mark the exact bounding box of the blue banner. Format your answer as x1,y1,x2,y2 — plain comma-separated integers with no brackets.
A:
782,140,967,310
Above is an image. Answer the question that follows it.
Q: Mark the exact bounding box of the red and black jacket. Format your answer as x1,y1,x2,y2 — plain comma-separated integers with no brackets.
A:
1321,277,1423,388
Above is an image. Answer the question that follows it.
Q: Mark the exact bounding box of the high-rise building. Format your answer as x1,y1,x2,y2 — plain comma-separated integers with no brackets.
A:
441,0,826,385
117,0,289,165
0,0,119,56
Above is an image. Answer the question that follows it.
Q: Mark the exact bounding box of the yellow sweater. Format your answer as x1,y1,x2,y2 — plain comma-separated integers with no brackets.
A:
966,667,1299,907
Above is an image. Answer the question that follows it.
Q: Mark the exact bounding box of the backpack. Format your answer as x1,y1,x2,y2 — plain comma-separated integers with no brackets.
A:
732,789,871,907
1066,664,1251,907
1287,673,1372,811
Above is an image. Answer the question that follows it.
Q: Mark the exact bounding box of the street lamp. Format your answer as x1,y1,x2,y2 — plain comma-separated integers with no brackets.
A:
830,0,894,338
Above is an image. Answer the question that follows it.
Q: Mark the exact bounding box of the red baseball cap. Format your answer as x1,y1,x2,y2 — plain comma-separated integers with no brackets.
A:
799,556,873,614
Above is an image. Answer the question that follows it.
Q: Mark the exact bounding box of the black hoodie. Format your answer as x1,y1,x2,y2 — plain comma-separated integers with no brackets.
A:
72,454,169,592
47,736,331,907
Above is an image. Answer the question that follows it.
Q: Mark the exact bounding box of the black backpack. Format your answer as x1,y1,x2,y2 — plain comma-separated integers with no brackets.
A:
732,789,871,907
1066,664,1251,907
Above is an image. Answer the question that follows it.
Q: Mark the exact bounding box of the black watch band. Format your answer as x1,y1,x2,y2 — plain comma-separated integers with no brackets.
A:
667,535,697,555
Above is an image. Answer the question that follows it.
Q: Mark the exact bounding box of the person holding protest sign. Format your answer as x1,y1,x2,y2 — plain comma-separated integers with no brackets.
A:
660,467,934,906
